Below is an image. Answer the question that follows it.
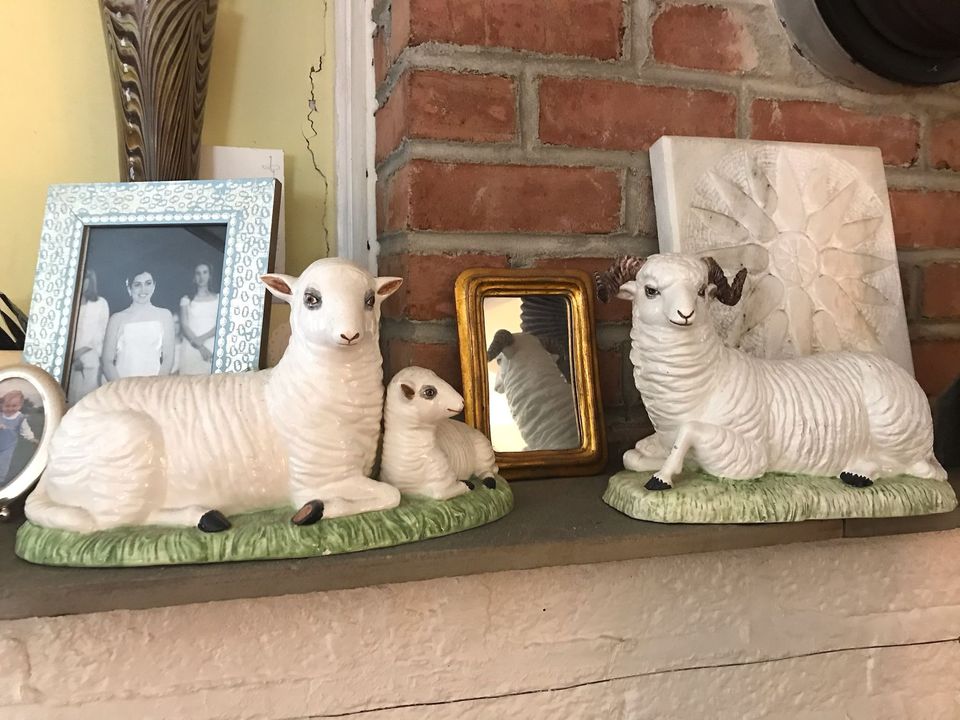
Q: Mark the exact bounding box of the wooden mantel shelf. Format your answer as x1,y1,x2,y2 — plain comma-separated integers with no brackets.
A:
0,473,957,621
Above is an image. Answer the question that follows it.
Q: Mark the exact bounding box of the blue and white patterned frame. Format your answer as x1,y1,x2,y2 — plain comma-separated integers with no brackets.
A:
23,179,281,384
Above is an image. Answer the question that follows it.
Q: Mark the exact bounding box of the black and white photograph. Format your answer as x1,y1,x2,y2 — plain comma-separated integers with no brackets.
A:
66,224,227,404
0,377,44,489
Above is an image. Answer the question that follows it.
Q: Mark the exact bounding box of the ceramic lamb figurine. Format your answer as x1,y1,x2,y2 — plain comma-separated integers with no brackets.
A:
25,257,403,532
486,330,581,450
381,367,498,499
595,253,948,491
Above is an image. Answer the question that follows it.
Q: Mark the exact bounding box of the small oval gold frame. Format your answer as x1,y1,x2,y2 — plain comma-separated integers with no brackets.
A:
0,364,65,518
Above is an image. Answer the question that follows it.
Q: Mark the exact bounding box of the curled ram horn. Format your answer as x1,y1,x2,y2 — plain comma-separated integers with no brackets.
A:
595,256,645,304
487,329,515,361
702,256,747,306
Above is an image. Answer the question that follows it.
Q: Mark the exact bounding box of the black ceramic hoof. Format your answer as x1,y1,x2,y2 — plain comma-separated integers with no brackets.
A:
463,480,476,491
645,476,673,491
841,472,873,488
198,510,231,533
482,476,497,489
292,500,325,526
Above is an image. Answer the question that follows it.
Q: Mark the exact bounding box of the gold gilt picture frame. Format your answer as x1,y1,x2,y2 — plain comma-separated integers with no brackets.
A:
455,268,606,479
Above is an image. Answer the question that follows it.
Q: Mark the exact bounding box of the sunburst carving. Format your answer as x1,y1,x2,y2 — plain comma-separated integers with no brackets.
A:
682,145,902,361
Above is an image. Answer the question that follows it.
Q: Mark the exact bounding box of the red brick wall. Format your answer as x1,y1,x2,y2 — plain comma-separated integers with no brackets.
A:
373,0,960,450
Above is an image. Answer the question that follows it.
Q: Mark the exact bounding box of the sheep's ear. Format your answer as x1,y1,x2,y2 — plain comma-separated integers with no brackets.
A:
617,280,638,301
261,273,296,303
706,283,718,300
400,383,415,400
376,277,403,298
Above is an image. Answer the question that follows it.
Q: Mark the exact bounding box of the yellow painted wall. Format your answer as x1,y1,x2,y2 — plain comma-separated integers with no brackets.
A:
0,0,335,313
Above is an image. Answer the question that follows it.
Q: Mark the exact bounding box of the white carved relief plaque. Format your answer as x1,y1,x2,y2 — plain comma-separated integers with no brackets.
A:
650,136,913,374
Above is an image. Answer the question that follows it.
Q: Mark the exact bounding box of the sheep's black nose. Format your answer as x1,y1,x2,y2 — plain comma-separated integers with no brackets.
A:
677,309,694,320
341,332,360,343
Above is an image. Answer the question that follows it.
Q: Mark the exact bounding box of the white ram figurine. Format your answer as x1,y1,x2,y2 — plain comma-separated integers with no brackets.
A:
595,253,947,491
381,366,498,499
486,330,581,450
25,258,404,532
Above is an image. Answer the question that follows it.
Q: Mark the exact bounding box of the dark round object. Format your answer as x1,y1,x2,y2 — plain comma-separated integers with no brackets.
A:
291,500,325,526
840,472,874,488
814,0,960,85
198,509,231,533
644,476,673,492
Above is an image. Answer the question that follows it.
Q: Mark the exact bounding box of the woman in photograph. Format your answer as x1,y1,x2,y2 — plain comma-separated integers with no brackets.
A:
0,390,36,484
178,262,219,375
68,269,110,404
101,269,176,381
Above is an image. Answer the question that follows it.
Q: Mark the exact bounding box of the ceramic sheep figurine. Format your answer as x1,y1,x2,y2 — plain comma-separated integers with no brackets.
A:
381,367,498,499
486,330,581,450
25,258,403,532
595,253,948,491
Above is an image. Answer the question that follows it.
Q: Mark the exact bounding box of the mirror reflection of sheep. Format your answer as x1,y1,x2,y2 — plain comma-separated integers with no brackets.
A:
596,254,948,491
381,367,498,499
25,258,404,533
487,330,581,451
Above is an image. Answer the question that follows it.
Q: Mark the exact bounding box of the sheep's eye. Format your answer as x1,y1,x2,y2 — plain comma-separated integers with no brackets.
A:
420,386,437,400
496,357,502,365
303,290,322,309
364,290,375,309
644,286,659,299
697,286,706,298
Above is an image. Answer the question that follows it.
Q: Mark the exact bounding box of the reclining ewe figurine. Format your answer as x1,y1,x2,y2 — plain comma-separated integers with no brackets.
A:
486,329,580,450
25,258,403,532
595,254,947,491
381,366,498,499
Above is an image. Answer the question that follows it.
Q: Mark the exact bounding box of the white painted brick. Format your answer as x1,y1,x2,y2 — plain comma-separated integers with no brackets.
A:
0,639,37,707
1,530,958,718
305,643,960,720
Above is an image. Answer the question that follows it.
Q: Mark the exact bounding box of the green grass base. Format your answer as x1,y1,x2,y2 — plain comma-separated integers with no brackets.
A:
16,478,513,567
604,470,957,524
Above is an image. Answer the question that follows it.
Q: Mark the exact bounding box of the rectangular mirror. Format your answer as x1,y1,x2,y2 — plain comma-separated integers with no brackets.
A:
456,269,606,479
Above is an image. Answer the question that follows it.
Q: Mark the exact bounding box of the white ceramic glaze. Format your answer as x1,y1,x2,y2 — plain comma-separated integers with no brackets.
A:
24,258,404,531
486,331,581,451
381,367,498,500
650,137,913,373
0,364,65,512
602,253,946,489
